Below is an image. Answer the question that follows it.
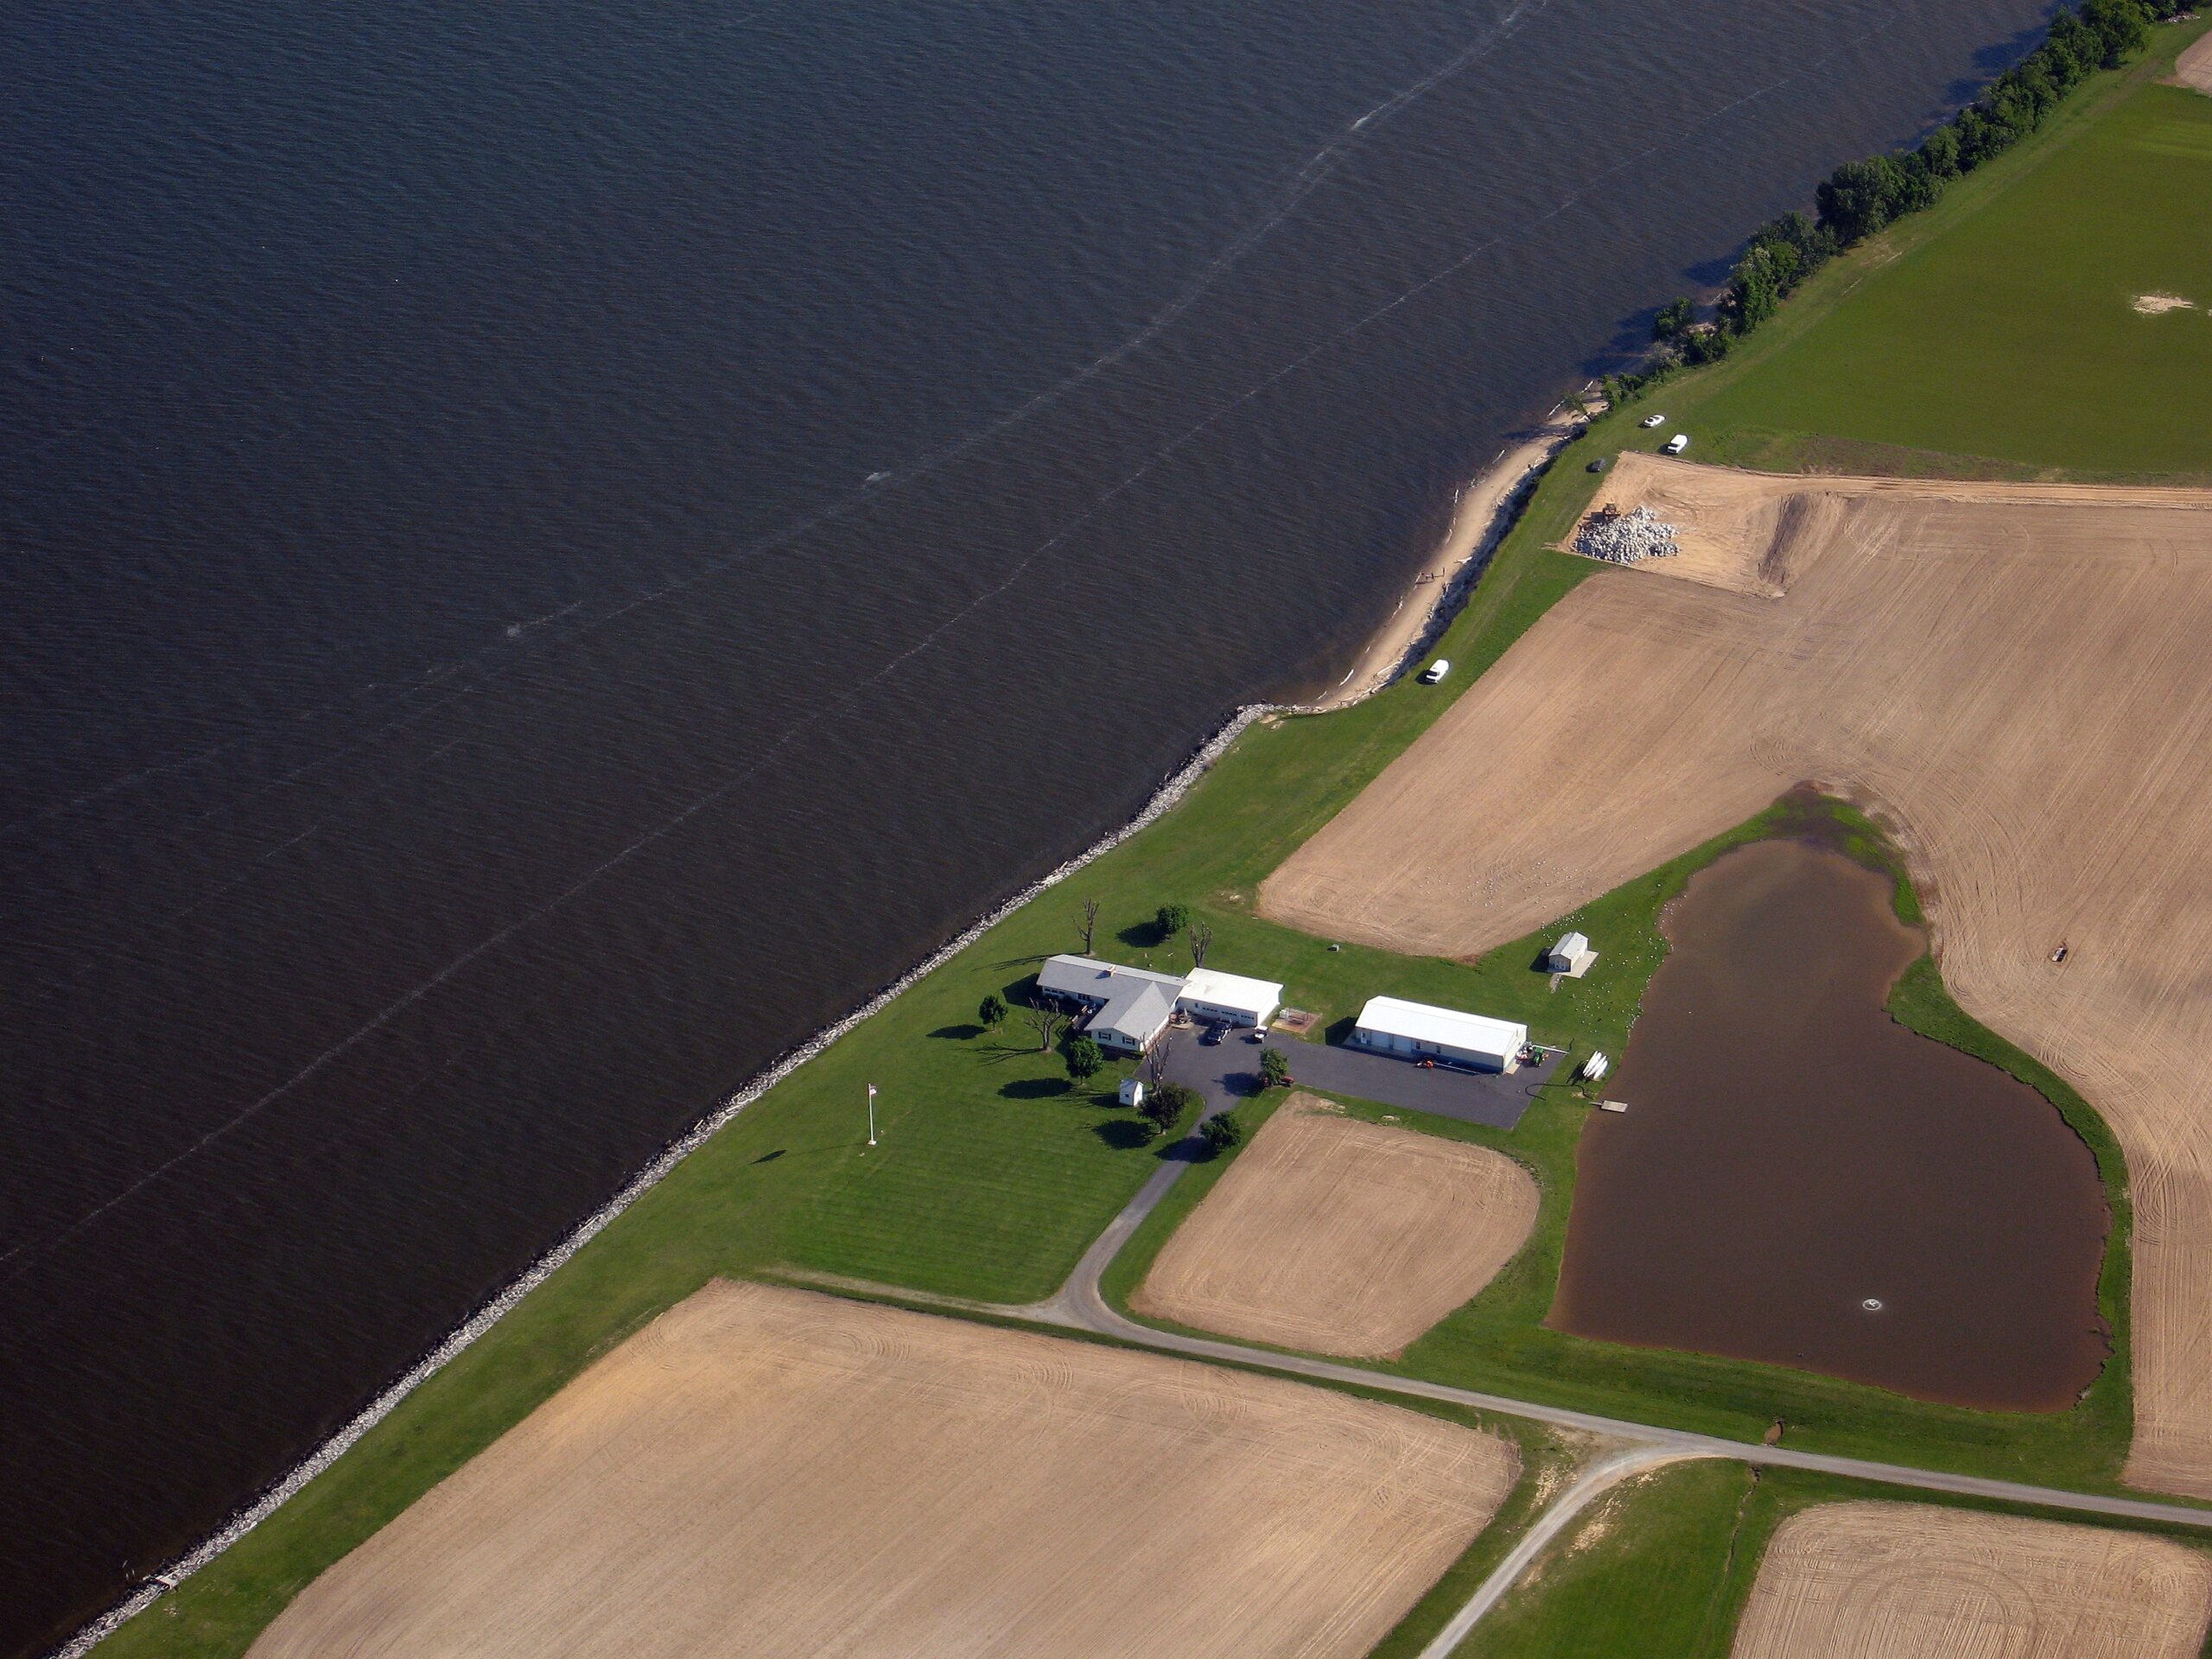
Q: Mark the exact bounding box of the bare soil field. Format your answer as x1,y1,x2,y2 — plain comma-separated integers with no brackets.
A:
247,1280,1516,1659
1731,1500,2212,1658
1132,1094,1540,1357
2173,29,2212,96
1261,457,2212,1494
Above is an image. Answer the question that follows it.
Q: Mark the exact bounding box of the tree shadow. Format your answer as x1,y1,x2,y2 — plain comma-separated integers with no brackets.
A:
1116,921,1172,951
931,1024,984,1040
1155,1133,1209,1164
752,1149,786,1164
1001,1077,1071,1101
1091,1119,1154,1151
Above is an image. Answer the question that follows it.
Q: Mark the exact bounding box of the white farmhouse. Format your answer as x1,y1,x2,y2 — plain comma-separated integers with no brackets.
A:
1037,955,1184,1054
1351,995,1528,1073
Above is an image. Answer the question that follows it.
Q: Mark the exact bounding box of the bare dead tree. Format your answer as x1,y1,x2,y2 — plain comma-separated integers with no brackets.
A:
1080,896,1101,954
1024,990,1069,1053
1147,1028,1173,1084
1187,918,1213,970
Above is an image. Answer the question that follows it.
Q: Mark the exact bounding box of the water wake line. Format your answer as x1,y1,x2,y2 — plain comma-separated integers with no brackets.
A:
4,0,1545,853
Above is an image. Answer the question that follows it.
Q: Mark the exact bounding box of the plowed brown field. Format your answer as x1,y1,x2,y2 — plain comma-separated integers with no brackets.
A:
1262,456,2212,1494
1731,1501,2212,1658
247,1281,1516,1659
1132,1095,1539,1357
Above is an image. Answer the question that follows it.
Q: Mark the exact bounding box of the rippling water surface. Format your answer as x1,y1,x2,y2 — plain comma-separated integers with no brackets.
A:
1,2,2052,1649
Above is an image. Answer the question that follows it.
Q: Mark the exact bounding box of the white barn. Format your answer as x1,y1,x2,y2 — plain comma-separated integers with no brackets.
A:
1351,995,1528,1073
1176,966,1283,1030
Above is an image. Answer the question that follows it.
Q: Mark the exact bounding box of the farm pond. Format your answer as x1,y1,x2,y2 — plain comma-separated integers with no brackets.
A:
1549,836,2109,1410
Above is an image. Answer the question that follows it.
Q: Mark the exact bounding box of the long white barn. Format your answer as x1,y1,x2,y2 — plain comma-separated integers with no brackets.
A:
1351,995,1527,1072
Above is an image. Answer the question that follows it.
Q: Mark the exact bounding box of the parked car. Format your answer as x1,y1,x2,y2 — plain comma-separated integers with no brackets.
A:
1640,412,1667,429
1663,434,1690,454
1421,658,1451,684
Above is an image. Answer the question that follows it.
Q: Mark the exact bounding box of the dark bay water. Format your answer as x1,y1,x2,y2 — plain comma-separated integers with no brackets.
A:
2,3,2058,1650
1552,839,2107,1408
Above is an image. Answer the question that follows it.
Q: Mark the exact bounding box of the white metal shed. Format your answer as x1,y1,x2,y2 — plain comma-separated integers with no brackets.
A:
1351,995,1528,1072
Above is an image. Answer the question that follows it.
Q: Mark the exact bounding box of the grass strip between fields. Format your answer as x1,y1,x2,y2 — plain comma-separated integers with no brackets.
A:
1457,1456,2212,1659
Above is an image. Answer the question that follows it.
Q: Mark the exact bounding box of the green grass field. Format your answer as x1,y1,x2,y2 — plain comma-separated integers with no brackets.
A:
94,18,2212,1658
1459,1460,1760,1659
1694,81,2212,478
1457,1457,2212,1659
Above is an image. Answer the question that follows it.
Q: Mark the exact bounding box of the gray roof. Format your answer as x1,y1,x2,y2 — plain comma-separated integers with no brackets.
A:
1037,954,1185,1002
1092,980,1177,1043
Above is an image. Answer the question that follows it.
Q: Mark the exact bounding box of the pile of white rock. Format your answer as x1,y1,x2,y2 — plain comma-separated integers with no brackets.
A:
1575,504,1680,564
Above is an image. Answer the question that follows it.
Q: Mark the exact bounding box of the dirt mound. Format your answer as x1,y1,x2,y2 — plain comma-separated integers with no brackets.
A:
1134,1095,1539,1357
247,1281,1516,1659
1732,1501,2212,1657
1263,461,2212,1494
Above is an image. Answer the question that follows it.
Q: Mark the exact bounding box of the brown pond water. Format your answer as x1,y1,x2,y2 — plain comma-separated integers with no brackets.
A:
1550,838,2108,1410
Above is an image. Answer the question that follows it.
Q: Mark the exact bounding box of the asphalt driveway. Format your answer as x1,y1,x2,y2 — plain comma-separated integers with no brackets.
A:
1161,1027,1556,1131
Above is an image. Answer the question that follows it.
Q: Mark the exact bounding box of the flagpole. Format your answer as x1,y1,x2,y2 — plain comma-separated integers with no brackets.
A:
867,1084,878,1147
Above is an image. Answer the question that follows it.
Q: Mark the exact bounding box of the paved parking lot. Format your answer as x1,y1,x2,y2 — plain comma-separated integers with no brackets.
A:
1161,1026,1557,1131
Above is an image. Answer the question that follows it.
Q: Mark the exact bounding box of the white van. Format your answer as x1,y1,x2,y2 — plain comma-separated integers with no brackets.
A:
1421,658,1451,684
1663,434,1690,454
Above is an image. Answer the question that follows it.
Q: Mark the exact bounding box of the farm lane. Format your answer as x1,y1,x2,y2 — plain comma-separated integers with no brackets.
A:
1410,1443,1704,1659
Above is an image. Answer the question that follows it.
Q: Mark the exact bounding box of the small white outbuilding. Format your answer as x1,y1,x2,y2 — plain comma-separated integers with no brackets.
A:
1118,1077,1147,1109
1351,995,1529,1073
1547,931,1598,977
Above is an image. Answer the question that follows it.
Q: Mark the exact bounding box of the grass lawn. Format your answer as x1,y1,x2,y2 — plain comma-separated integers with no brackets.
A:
1691,84,2212,479
1458,1459,1760,1659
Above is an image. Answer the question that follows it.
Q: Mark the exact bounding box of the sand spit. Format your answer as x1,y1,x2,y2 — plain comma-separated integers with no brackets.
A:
2135,292,2198,314
1262,458,2212,1494
1731,1501,2212,1658
1134,1094,1539,1357
248,1281,1516,1659
1317,418,1579,710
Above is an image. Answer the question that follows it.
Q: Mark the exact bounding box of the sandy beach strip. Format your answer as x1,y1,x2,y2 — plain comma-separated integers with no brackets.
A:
1311,416,1580,710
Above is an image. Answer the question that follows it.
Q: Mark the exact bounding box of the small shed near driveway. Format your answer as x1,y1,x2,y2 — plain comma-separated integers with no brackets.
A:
1547,931,1597,977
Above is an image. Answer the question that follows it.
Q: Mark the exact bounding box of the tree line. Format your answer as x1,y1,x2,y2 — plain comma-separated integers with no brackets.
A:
1604,0,2182,404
